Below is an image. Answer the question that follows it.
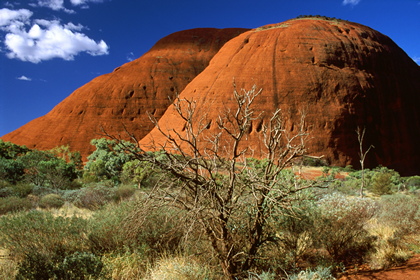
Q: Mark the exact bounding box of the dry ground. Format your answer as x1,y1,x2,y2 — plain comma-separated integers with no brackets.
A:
339,255,420,280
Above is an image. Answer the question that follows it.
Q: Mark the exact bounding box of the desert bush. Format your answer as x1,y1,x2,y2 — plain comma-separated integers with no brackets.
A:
0,181,33,198
0,211,89,261
146,255,214,280
15,251,55,280
15,251,105,280
73,185,115,210
375,194,420,235
267,200,316,270
286,266,335,280
84,138,138,182
31,185,55,197
406,176,420,191
370,172,393,195
0,158,25,184
11,183,33,198
1,211,95,279
57,251,104,280
18,150,78,189
39,194,65,209
114,184,136,201
88,201,137,254
121,200,186,257
61,189,81,203
0,196,33,215
0,181,15,197
314,193,376,264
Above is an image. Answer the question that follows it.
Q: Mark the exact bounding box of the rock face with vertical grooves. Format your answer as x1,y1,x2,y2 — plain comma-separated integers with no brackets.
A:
1,28,249,159
140,19,420,175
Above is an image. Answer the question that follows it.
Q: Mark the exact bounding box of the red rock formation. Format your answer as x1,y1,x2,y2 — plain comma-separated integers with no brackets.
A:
1,28,248,159
140,19,420,175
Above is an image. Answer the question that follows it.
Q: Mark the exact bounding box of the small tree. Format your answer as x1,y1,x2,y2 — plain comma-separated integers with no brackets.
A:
110,85,319,278
356,126,373,197
18,150,78,189
84,138,138,181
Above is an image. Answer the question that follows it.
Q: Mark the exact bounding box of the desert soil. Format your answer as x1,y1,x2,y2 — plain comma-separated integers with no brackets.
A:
338,255,420,280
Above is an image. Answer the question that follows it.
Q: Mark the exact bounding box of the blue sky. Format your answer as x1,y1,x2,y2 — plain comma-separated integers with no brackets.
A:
0,0,419,137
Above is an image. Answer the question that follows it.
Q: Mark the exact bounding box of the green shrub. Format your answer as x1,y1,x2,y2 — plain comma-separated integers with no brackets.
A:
375,194,420,235
0,211,89,261
370,172,393,195
314,193,376,264
31,185,55,197
0,184,15,198
300,156,328,167
269,201,316,270
15,251,55,280
88,201,136,254
286,266,335,280
89,197,185,257
406,176,420,191
121,199,186,257
114,184,136,201
58,251,104,280
11,183,33,198
73,185,115,210
39,194,65,209
15,251,104,280
0,180,11,189
0,196,32,215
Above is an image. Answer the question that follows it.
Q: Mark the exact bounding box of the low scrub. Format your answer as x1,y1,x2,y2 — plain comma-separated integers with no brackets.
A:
0,211,89,261
73,185,115,210
114,184,136,201
38,194,65,209
286,266,335,280
375,194,420,235
0,196,33,215
314,193,376,264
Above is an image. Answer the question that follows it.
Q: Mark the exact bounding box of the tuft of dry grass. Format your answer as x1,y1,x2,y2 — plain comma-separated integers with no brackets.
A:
44,202,93,218
102,251,149,280
366,219,412,269
0,249,17,280
145,255,214,280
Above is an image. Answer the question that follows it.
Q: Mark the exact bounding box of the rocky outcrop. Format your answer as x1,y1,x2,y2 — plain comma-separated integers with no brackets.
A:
1,28,248,159
140,19,420,175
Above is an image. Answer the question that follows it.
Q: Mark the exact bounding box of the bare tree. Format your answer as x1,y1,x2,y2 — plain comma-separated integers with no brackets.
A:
110,85,318,278
356,126,374,197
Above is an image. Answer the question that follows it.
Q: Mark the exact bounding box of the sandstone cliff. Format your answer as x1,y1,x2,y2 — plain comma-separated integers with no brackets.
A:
1,28,248,158
140,19,420,175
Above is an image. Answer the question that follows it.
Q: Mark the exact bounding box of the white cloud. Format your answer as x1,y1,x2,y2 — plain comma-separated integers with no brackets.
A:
30,0,75,13
4,19,109,63
0,2,110,63
126,52,135,62
17,75,32,81
343,0,361,6
70,0,104,6
413,56,420,65
0,8,32,28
